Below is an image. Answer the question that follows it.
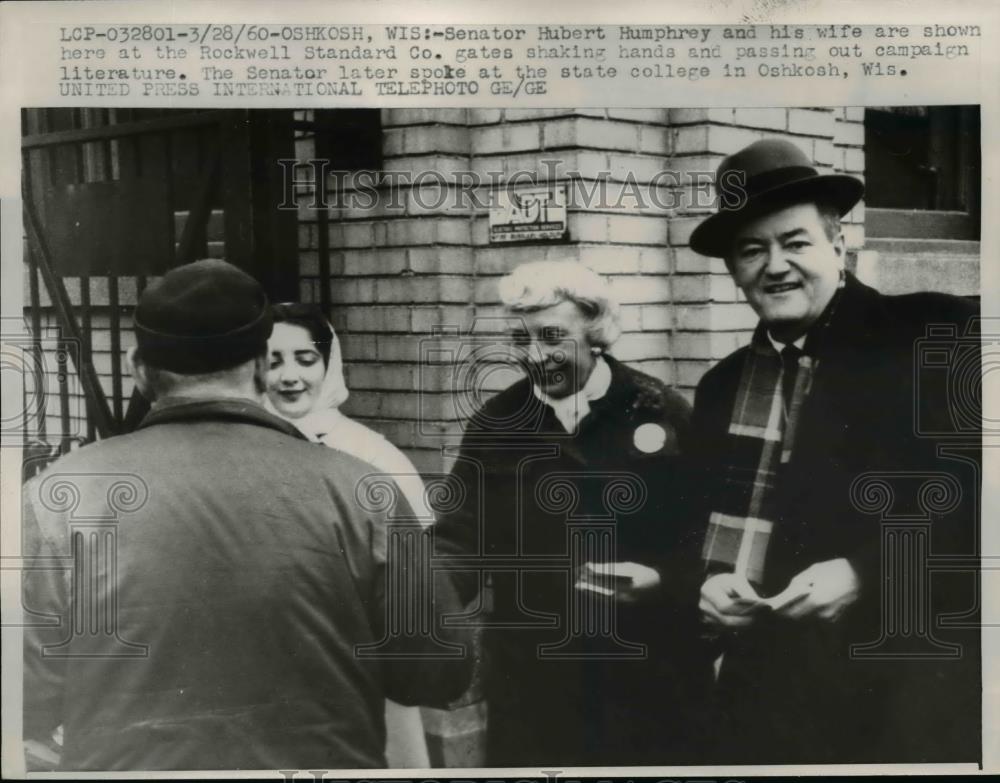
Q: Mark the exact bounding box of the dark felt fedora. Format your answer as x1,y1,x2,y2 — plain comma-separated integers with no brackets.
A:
134,259,272,373
689,138,864,258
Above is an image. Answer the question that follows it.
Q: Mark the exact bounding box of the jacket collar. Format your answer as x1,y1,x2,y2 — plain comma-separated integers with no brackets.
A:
136,396,308,440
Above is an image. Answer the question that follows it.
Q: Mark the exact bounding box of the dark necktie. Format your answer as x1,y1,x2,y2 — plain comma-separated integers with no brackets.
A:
780,344,803,409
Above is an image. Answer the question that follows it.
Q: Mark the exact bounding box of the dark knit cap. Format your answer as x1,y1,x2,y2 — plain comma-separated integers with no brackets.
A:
134,259,272,373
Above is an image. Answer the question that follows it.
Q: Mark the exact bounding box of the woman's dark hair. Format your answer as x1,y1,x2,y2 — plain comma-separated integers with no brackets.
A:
270,303,333,367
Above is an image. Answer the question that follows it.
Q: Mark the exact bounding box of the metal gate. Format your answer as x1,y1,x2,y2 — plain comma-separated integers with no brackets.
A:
21,108,300,477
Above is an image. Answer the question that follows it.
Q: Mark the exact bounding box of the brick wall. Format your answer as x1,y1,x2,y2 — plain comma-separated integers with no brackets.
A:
21,108,868,472
296,106,867,474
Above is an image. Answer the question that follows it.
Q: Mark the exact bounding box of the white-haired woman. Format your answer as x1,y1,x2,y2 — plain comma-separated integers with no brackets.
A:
434,261,713,766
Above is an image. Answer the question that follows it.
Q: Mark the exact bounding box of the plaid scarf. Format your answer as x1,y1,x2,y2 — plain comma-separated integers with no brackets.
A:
701,325,819,589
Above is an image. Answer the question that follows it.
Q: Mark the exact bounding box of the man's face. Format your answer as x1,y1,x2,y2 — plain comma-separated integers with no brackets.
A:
511,299,596,399
728,202,845,342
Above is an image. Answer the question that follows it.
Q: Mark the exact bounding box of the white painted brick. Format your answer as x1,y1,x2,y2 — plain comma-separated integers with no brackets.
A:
346,365,419,393
607,213,668,245
606,275,672,304
675,359,714,388
666,155,725,183
834,120,865,147
611,332,670,362
638,247,670,275
843,222,864,249
639,305,672,331
473,123,542,154
401,125,471,156
674,247,715,274
411,305,475,333
706,125,766,154
574,245,643,274
732,108,787,131
383,108,468,126
607,108,668,123
672,305,709,331
813,138,836,166
672,275,711,302
673,126,709,155
404,184,470,218
470,216,491,246
383,127,405,157
607,154,670,185
844,148,865,173
385,219,433,247
711,274,741,302
504,108,578,122
408,247,474,275
787,108,835,137
667,217,702,247
667,108,733,125
568,212,609,243
473,277,500,304
329,278,375,304
468,109,503,125
637,125,670,155
342,249,408,276
618,304,643,331
346,306,411,333
707,302,759,331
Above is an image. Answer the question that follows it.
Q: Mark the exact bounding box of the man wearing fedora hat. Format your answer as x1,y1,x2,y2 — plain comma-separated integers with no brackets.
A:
687,139,979,763
21,259,472,771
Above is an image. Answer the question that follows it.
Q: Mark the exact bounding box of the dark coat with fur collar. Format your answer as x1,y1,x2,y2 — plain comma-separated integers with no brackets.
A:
436,355,713,766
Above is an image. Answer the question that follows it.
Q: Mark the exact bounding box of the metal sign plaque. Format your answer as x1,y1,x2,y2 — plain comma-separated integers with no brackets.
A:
489,183,568,243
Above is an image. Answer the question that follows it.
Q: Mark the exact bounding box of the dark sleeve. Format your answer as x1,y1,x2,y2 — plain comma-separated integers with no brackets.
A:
650,391,717,634
22,483,70,743
363,478,473,708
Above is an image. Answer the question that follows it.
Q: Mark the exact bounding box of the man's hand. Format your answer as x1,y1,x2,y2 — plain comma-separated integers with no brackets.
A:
768,558,860,621
575,561,661,604
699,572,766,629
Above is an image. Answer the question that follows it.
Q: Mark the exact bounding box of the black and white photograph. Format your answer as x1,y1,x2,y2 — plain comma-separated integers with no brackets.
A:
0,2,995,779
12,102,983,772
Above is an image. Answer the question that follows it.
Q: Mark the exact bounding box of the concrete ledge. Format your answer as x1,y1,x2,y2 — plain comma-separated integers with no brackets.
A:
855,250,980,297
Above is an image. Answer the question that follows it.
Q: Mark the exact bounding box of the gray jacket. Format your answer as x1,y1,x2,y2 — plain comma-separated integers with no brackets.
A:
22,397,471,771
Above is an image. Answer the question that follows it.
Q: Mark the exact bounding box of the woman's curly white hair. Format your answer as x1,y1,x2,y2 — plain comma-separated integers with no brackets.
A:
497,260,622,349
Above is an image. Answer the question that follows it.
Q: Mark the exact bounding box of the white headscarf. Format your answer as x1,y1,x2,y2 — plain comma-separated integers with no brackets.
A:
263,320,350,442
265,316,433,523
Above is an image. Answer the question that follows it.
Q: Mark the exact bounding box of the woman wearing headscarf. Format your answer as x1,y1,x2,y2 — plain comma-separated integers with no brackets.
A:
264,302,432,768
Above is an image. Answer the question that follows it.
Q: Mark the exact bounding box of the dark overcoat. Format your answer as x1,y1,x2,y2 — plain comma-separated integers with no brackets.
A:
22,398,472,771
689,275,980,764
436,355,713,766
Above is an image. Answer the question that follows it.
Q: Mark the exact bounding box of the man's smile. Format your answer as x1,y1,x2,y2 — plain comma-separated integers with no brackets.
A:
762,281,803,294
